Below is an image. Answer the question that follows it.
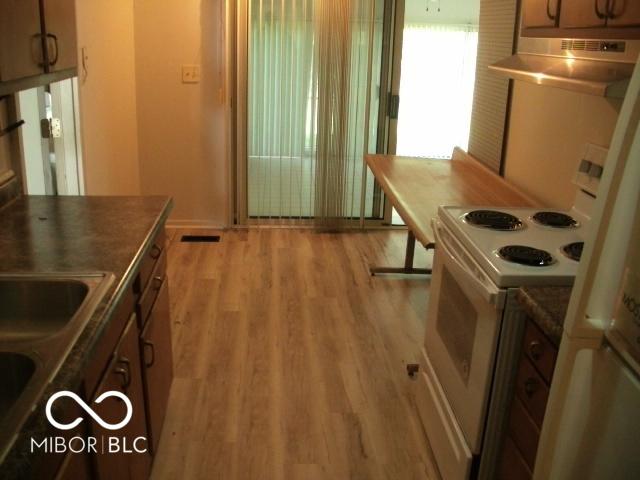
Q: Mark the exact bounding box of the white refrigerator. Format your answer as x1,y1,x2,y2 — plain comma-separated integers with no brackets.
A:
533,61,640,478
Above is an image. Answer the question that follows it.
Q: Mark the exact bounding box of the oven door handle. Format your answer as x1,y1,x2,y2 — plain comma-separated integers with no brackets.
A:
432,219,504,306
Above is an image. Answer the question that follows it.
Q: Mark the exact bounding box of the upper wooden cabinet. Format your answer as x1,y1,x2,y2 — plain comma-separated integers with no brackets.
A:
0,1,43,82
41,0,78,73
521,0,640,38
522,0,560,28
560,0,609,28
0,0,77,88
607,0,640,27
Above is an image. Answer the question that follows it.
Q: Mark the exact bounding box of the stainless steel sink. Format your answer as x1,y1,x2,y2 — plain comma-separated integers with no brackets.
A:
0,279,90,342
0,272,114,462
0,352,36,420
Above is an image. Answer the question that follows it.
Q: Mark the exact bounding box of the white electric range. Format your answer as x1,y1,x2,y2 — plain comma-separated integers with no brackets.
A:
415,145,606,480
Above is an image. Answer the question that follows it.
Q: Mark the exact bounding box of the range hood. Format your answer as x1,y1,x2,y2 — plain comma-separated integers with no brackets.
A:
489,38,640,98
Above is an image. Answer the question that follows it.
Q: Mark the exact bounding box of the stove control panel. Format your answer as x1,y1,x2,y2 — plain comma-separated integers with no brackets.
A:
574,143,608,197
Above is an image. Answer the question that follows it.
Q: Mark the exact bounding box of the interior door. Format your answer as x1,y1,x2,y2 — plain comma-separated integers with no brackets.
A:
0,0,43,81
41,0,77,73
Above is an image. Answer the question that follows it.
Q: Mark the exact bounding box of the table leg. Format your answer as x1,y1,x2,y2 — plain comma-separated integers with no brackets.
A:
370,230,433,276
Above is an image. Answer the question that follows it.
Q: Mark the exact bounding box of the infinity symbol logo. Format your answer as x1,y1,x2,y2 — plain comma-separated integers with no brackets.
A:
46,391,133,431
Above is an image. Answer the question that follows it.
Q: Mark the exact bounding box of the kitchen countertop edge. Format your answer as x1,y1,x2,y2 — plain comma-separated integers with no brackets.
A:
0,195,173,479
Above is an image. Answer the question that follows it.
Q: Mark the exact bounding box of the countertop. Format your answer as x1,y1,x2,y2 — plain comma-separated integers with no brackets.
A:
0,195,172,479
365,149,535,247
516,286,574,347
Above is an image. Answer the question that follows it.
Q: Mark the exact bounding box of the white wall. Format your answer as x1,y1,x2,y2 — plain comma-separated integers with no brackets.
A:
134,0,229,227
504,81,622,209
75,0,140,195
405,0,480,25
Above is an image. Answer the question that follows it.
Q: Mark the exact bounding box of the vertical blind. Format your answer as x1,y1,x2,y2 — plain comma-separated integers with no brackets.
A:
467,0,518,173
247,0,382,226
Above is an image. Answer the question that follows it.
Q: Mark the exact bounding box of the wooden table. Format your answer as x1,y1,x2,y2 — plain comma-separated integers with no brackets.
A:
365,148,535,275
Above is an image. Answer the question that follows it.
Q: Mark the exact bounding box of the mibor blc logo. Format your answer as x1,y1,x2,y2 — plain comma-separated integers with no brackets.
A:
46,391,133,430
31,390,147,455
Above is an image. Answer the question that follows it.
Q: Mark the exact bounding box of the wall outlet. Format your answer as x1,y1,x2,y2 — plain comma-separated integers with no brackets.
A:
182,65,201,84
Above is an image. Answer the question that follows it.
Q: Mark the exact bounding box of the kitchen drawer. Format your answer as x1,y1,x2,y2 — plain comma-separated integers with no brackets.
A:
523,319,557,384
508,396,540,470
515,355,550,428
136,229,166,295
137,250,167,329
497,435,532,480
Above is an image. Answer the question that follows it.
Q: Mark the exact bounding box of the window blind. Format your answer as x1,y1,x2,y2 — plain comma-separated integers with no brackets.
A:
468,0,518,173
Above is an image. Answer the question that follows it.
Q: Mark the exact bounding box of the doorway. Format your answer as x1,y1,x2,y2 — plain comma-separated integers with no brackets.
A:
16,78,84,195
387,0,480,224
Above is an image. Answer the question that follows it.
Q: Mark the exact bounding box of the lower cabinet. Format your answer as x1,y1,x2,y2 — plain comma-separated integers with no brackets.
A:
90,314,151,480
140,278,173,455
497,317,559,479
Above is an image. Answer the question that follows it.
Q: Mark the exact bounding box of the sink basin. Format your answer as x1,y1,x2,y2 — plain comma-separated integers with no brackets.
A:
0,352,36,422
0,272,114,463
0,279,89,342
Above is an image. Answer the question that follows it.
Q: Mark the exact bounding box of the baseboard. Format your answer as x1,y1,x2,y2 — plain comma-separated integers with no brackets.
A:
165,219,227,229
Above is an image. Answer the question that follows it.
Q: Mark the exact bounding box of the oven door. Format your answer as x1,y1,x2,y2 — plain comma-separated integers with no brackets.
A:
421,220,506,457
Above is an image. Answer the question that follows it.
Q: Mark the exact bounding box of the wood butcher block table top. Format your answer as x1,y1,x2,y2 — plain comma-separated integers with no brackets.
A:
365,148,536,248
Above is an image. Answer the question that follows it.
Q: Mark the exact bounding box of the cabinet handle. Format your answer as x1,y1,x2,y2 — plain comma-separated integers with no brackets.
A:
46,33,59,66
607,0,619,19
143,340,156,367
115,357,131,389
150,244,162,260
524,377,539,397
32,33,46,67
153,275,164,290
546,0,556,20
528,340,543,360
595,0,608,19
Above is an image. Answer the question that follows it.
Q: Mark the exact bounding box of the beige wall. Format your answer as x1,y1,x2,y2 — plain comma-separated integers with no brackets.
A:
504,81,622,209
134,0,228,227
75,0,140,195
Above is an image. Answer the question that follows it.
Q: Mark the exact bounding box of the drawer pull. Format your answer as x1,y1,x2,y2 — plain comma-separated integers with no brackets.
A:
150,244,162,260
524,377,539,397
115,357,131,389
153,275,164,290
143,340,156,367
528,340,542,360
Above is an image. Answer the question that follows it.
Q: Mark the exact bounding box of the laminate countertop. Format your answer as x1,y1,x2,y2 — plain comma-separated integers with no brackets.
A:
0,195,172,479
516,286,574,347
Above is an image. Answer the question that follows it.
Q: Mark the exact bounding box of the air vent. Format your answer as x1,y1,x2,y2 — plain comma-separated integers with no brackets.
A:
180,235,221,243
561,39,626,53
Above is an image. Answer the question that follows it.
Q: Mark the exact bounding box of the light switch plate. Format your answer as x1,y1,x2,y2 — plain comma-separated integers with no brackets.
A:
182,65,201,84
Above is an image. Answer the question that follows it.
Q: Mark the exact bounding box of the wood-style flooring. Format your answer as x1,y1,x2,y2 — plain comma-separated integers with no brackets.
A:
151,228,440,480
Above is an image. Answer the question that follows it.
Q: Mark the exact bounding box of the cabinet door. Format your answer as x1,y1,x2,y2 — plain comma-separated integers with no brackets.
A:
91,315,151,480
140,279,174,455
0,0,44,81
560,0,609,28
41,0,77,72
607,0,640,27
54,450,92,480
522,0,560,28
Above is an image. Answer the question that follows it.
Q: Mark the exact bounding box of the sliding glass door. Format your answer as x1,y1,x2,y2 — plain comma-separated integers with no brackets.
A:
237,0,384,226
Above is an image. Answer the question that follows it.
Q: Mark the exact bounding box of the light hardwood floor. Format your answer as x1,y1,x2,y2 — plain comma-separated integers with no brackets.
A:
151,228,441,480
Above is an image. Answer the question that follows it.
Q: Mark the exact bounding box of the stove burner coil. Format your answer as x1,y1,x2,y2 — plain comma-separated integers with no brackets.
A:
532,211,578,228
562,242,584,262
498,245,555,267
465,210,523,231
